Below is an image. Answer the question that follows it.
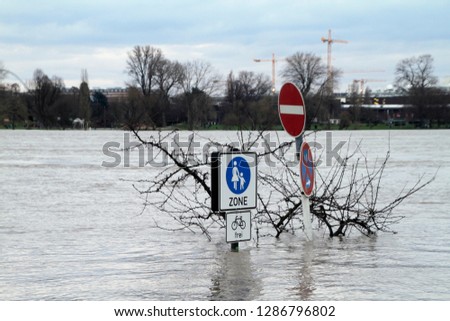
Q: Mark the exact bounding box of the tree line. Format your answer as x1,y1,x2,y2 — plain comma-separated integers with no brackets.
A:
1,49,449,129
344,54,450,128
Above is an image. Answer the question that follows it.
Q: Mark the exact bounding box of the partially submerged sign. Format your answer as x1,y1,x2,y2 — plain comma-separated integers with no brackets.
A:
211,152,257,212
226,211,251,243
300,142,315,197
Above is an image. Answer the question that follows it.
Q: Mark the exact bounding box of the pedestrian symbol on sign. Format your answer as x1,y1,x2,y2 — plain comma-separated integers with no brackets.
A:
211,152,257,212
226,157,251,195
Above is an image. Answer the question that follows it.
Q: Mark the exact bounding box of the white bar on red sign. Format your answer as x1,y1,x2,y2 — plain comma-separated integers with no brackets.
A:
280,104,304,115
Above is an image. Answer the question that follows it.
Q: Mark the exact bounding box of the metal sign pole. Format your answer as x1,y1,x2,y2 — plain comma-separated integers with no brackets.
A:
301,193,313,241
225,213,239,252
279,82,313,241
295,135,303,160
299,142,315,241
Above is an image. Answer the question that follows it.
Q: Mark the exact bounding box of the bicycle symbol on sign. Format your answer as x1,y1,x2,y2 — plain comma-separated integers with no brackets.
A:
231,215,246,230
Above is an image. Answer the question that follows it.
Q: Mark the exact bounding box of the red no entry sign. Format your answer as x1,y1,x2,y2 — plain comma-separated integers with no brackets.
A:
278,82,306,137
300,142,315,197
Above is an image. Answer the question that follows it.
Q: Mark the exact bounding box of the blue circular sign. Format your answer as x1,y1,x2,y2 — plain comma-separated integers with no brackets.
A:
226,156,251,195
300,142,315,197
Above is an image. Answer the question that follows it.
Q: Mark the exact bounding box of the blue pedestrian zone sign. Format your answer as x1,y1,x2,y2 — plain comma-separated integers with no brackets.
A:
226,157,251,195
211,152,257,212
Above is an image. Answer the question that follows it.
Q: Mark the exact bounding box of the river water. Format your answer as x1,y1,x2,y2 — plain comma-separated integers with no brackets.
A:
0,129,449,300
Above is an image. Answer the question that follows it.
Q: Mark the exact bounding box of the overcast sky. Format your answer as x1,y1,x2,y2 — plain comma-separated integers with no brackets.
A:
1,0,449,92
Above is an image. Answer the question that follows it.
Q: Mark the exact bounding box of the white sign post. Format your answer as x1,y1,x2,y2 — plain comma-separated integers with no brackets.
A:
300,142,315,241
301,194,313,241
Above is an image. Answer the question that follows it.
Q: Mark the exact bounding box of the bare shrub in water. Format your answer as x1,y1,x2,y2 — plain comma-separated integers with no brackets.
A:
127,127,434,240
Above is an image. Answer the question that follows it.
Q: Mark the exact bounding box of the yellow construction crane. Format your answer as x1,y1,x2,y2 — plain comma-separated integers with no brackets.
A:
321,29,348,89
253,53,285,94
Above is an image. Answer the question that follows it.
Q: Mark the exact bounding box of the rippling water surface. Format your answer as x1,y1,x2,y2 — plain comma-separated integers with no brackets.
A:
1,129,449,300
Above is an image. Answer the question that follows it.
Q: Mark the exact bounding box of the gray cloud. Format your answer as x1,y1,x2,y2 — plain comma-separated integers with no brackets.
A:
1,0,449,90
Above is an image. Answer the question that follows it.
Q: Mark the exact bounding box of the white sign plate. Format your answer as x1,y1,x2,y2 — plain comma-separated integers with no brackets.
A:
226,211,251,243
218,152,257,211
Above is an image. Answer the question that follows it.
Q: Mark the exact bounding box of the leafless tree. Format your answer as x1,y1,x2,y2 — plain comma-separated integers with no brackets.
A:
227,71,271,103
281,52,342,126
122,87,147,129
125,46,165,127
126,45,163,96
260,139,434,237
127,128,434,241
281,52,327,97
224,71,272,129
180,60,222,129
395,54,438,125
153,58,184,127
181,60,222,95
79,70,90,128
0,83,27,129
29,69,64,128
395,54,438,93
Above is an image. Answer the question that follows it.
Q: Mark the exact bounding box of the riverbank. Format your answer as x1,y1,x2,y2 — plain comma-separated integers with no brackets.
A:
3,122,450,131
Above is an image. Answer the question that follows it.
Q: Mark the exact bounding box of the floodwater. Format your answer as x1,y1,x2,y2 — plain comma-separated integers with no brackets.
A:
0,129,449,300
